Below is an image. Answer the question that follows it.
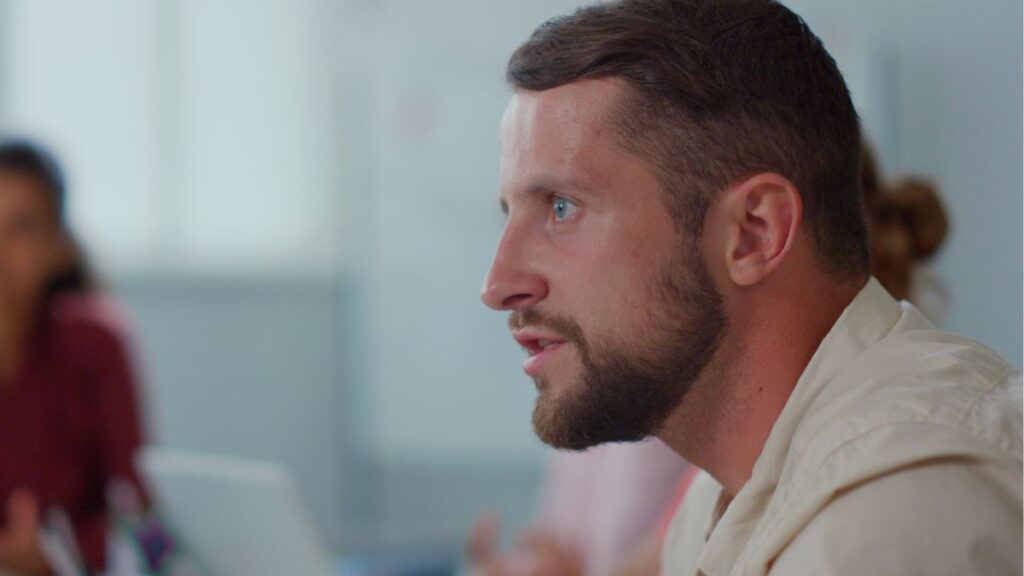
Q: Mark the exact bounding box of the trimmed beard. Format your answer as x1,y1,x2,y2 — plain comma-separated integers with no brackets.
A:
511,251,726,451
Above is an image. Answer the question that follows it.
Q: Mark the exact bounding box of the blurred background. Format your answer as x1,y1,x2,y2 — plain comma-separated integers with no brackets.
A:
0,0,1019,563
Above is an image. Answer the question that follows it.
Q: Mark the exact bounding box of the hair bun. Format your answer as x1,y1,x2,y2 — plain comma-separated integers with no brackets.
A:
888,178,948,261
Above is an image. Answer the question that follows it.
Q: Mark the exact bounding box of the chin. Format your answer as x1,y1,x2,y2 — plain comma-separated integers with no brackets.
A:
531,384,598,451
532,368,581,406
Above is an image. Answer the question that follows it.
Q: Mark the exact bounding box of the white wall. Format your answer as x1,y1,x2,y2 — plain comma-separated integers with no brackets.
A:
0,0,164,266
337,0,586,467
888,0,1021,367
0,0,343,274
115,276,348,547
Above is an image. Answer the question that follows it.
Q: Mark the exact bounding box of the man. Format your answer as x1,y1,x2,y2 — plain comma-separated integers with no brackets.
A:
480,0,1022,574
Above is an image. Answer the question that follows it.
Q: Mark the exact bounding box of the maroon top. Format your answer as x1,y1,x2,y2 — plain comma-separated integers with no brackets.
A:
0,294,147,571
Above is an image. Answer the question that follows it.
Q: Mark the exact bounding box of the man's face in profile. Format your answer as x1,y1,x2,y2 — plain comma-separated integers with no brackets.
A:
481,79,726,450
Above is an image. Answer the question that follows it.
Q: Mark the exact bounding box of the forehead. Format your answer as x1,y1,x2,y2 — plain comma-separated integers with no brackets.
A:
499,79,630,197
0,170,55,214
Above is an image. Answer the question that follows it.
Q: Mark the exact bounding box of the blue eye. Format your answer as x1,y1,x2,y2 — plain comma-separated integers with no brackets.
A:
552,196,578,222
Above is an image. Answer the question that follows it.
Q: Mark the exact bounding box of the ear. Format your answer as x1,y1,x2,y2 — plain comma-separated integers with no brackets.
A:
718,173,802,287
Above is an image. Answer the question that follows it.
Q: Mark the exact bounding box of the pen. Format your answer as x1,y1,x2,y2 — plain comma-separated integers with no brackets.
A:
46,508,85,569
36,525,84,576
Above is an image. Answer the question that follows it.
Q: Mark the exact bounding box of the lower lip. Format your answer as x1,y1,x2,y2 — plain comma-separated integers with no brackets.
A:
523,342,566,376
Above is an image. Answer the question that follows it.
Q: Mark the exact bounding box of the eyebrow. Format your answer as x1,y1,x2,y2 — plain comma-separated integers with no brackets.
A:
497,175,592,216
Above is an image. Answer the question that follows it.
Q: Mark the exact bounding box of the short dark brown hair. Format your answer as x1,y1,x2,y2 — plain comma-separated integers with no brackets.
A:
507,0,868,279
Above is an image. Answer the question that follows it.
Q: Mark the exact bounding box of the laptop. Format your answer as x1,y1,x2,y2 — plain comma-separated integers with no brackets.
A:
138,447,333,576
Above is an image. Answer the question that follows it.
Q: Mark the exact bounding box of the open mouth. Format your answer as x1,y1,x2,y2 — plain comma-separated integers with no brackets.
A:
521,338,564,356
513,330,569,376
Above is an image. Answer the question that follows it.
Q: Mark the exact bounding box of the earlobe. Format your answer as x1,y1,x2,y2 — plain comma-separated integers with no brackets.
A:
722,174,801,287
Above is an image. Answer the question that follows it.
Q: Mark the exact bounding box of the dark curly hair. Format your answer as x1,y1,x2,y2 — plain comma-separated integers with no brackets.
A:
0,138,97,298
861,144,948,300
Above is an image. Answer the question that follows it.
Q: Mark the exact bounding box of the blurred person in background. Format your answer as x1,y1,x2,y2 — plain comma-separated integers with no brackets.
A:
0,139,148,574
861,144,950,325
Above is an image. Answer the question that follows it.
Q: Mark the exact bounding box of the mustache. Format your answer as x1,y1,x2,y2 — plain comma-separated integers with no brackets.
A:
508,309,585,345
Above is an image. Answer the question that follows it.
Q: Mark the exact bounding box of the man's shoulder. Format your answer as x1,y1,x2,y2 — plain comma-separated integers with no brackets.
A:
748,323,1022,572
794,315,1022,475
661,470,721,576
769,455,1023,575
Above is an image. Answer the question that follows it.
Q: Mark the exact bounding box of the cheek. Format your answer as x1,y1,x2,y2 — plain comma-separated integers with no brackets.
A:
0,239,54,295
599,244,673,312
559,257,667,348
545,209,680,328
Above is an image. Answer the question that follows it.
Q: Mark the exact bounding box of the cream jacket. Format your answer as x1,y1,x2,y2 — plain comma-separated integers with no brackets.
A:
661,278,1022,575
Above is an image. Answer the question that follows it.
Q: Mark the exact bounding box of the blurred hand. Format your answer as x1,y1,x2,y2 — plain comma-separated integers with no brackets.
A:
466,512,501,570
466,514,583,576
0,489,50,575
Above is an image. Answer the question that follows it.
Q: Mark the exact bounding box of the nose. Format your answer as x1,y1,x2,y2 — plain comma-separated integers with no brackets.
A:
480,224,548,311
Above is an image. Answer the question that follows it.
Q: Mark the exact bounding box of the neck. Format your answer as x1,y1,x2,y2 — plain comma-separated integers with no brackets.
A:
656,276,864,496
0,295,41,385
